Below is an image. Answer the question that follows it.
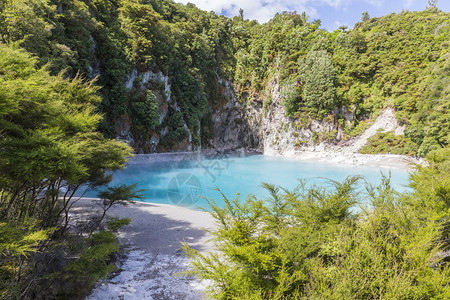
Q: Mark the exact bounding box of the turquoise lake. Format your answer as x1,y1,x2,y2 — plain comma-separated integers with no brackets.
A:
87,155,411,210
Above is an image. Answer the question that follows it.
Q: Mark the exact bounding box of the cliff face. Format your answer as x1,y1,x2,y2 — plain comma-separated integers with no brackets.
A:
119,67,405,156
210,80,260,152
116,69,194,153
209,75,345,155
213,75,407,156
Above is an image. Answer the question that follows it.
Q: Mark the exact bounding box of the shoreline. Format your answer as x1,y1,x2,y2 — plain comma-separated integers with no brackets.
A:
73,198,216,255
287,151,424,170
81,150,423,299
75,198,216,300
129,149,424,170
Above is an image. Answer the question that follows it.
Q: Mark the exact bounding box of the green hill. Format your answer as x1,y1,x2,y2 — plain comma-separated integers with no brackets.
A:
1,0,447,155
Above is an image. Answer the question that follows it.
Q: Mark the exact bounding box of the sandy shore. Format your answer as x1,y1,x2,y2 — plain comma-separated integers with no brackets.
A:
289,151,424,170
129,150,424,170
74,199,216,300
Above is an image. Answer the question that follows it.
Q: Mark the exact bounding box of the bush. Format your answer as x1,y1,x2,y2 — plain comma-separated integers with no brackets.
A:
130,90,160,130
417,136,441,157
106,217,131,232
184,168,450,299
360,130,418,155
281,79,302,117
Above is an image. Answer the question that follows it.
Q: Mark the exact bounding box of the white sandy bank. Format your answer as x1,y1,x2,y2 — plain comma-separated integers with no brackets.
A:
286,151,423,170
74,199,216,300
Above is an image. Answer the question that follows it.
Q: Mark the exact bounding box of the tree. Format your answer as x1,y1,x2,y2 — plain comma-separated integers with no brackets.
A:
0,0,55,58
300,50,337,117
361,11,370,22
0,44,133,228
427,0,438,8
185,166,450,298
0,43,136,298
131,90,160,130
90,184,143,236
281,78,302,117
239,8,244,20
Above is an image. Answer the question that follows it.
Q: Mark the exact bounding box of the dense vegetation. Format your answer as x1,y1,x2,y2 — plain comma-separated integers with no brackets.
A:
0,0,236,150
0,0,449,298
185,148,450,299
0,0,447,155
232,8,449,154
0,44,140,299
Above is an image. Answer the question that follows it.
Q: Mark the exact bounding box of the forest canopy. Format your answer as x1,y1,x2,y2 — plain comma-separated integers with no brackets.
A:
0,0,447,155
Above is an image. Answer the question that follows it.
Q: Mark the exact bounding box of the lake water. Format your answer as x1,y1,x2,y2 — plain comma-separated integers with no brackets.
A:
86,154,411,210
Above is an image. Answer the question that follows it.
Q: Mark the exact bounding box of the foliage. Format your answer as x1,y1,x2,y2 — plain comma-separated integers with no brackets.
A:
0,221,51,299
349,120,372,137
185,160,450,298
0,43,133,298
47,230,120,299
131,90,160,130
92,184,143,234
231,8,449,155
300,50,337,118
360,130,418,155
1,1,450,297
0,44,132,228
1,0,447,155
280,78,302,117
106,217,131,232
427,0,438,9
361,11,370,22
159,109,190,149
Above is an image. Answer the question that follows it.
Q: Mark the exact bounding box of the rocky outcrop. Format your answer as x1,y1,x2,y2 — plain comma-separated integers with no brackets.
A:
118,69,193,153
119,67,406,156
341,107,405,153
211,72,410,157
210,78,260,151
210,75,344,156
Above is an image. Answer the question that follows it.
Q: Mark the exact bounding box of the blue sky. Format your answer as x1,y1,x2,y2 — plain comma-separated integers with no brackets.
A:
176,0,450,31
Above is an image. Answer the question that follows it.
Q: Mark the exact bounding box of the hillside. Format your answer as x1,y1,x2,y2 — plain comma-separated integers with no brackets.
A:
1,0,448,156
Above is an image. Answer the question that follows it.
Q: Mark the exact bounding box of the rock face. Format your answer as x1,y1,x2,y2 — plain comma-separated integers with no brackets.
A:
210,75,344,156
119,69,405,155
341,107,404,153
117,69,192,153
210,75,406,156
210,79,260,151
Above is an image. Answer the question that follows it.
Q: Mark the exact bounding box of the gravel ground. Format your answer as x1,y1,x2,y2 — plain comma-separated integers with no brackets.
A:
73,200,216,300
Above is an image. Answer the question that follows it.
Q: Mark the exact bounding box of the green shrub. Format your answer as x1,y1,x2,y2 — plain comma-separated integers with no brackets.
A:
106,217,131,232
349,120,372,137
281,79,302,117
49,230,120,299
300,50,337,118
130,91,160,130
185,165,450,299
360,130,418,155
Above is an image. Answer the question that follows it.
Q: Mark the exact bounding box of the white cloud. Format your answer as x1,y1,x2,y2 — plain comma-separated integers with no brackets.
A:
402,0,416,8
363,0,385,8
175,0,389,24
176,0,318,23
318,0,350,9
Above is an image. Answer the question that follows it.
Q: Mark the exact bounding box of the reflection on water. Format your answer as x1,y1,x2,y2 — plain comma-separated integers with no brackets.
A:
83,154,411,210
